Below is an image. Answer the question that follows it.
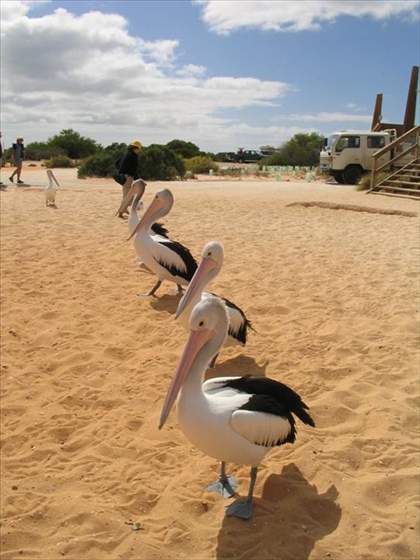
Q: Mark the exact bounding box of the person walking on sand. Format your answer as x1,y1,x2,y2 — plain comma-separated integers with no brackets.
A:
0,132,5,190
9,137,25,185
115,140,142,219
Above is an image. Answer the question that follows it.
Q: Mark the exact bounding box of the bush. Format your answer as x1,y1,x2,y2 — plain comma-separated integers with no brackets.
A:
184,156,218,174
78,150,123,178
138,145,185,180
166,139,200,159
259,152,286,167
356,171,387,191
26,142,64,161
46,155,75,168
78,144,185,181
49,129,100,159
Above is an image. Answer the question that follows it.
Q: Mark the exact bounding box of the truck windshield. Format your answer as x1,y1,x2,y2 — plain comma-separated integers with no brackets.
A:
326,135,339,150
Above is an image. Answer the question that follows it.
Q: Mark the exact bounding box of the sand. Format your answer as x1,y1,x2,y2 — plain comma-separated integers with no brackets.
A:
1,168,419,560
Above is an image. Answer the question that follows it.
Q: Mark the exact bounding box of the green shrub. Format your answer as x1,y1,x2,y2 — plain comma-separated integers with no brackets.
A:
78,144,185,181
46,155,75,168
138,145,185,180
184,156,218,174
166,139,200,159
356,171,388,191
49,129,100,159
26,142,64,161
78,150,121,178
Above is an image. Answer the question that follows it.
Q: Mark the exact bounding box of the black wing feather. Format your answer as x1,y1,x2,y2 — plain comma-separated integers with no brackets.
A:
155,240,197,281
151,222,169,238
239,394,297,446
224,376,315,428
210,293,253,345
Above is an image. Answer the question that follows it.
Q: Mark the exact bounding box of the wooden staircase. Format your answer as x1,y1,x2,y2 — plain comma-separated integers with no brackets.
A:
368,126,420,200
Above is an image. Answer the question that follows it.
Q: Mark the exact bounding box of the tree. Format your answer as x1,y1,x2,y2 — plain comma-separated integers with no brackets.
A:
25,141,64,160
261,133,324,167
48,129,100,159
166,139,200,159
78,143,185,180
138,145,185,180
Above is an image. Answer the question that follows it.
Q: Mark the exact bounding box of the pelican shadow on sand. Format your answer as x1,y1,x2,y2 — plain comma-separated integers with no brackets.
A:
216,463,341,560
149,291,184,314
205,355,268,381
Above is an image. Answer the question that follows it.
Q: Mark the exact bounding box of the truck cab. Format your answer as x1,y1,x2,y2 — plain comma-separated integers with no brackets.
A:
320,130,395,184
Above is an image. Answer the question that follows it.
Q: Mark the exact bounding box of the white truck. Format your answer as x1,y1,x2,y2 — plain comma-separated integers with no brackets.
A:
319,130,397,184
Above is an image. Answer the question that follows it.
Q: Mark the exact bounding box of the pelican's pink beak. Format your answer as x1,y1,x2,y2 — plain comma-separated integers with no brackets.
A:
127,195,160,241
117,179,146,217
159,328,213,429
175,257,216,319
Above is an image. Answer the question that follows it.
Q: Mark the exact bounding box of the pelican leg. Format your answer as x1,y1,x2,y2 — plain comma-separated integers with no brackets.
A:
147,280,162,296
207,462,237,498
138,280,162,298
225,466,258,520
209,353,219,369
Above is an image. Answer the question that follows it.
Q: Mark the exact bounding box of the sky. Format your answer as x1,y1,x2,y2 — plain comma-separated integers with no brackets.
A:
1,0,419,152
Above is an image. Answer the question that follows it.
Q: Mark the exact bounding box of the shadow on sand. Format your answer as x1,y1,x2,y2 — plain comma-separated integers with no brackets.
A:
205,354,268,381
150,292,183,314
216,464,341,560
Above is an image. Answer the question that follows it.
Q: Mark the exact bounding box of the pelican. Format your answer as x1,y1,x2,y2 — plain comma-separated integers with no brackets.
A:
126,179,170,242
176,241,252,365
45,169,59,207
128,189,197,296
126,180,170,272
159,297,315,520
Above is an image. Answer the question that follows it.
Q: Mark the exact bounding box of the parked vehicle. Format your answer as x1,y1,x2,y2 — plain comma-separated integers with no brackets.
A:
320,130,397,184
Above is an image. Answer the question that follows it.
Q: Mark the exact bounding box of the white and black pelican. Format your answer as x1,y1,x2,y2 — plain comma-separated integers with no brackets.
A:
45,169,59,207
126,179,170,242
159,297,315,520
176,241,252,365
126,180,170,272
128,189,197,296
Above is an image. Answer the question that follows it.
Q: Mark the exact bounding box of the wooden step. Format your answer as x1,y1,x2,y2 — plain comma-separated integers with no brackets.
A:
397,174,420,181
383,179,420,188
371,191,420,200
397,168,420,174
378,184,420,194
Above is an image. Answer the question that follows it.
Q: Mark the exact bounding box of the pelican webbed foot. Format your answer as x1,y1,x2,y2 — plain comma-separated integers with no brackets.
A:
225,465,257,520
207,462,237,498
207,476,237,498
225,498,253,520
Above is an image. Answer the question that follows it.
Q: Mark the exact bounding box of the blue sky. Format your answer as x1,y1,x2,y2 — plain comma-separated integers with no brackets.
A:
1,0,419,151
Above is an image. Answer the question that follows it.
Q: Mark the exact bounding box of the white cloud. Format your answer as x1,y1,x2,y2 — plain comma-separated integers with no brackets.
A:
176,64,207,77
288,112,371,123
0,2,297,151
346,102,366,112
196,0,419,34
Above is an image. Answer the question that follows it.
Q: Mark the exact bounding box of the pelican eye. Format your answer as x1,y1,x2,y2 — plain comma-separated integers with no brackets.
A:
207,252,212,257
199,321,204,327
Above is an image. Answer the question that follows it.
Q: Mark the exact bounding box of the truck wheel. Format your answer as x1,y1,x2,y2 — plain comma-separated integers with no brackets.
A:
343,165,362,185
335,172,345,184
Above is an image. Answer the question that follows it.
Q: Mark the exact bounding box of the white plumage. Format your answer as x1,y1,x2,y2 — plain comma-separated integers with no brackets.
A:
159,298,315,519
176,241,251,349
45,170,59,207
128,189,197,296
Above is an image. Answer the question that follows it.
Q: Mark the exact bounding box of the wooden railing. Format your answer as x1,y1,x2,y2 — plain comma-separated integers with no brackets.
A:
370,125,420,190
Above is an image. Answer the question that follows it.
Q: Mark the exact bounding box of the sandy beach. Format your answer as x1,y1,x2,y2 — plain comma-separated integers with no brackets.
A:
1,167,419,560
